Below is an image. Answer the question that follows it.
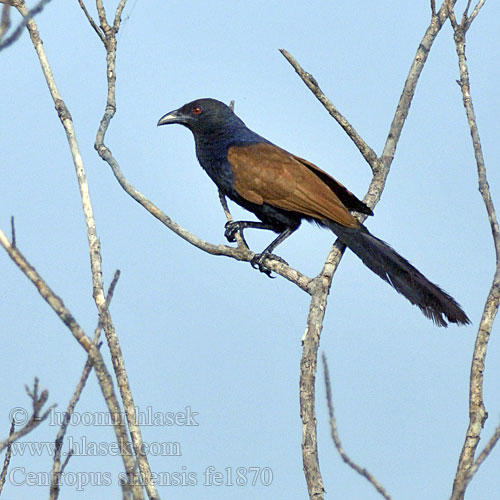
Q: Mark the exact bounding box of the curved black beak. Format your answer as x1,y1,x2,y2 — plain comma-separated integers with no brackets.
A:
157,109,181,127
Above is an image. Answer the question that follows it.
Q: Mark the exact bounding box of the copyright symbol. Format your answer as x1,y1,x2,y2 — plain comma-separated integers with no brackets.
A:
9,407,28,425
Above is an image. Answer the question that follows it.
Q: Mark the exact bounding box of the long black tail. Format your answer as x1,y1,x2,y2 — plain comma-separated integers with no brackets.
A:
325,221,470,327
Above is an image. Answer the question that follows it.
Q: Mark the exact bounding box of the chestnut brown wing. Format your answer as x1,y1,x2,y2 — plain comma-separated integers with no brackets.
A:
227,143,361,228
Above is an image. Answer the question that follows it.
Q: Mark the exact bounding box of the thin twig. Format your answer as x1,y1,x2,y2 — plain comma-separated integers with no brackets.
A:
375,0,454,206
0,379,55,454
12,0,107,313
447,0,459,27
0,0,51,51
0,229,93,351
76,0,105,44
279,48,379,172
49,360,92,500
49,272,121,500
447,1,499,498
113,0,128,32
10,215,16,248
299,276,330,499
0,3,10,42
218,189,233,222
0,420,16,494
462,0,473,21
102,149,301,275
94,270,121,338
322,354,393,500
95,0,108,32
218,189,249,250
59,449,73,474
466,0,486,29
466,421,500,483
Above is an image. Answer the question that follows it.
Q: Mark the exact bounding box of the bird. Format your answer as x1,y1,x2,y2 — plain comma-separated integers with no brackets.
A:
157,98,470,327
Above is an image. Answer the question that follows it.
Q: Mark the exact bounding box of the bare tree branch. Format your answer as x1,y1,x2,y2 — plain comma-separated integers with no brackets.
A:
95,0,108,32
49,271,121,500
78,4,162,499
0,420,15,495
76,0,105,44
322,354,393,500
0,379,55,454
218,189,249,250
113,0,128,32
10,215,16,247
375,0,454,205
446,1,500,498
0,3,11,42
49,360,92,500
7,1,156,497
290,2,455,497
279,48,379,171
0,0,51,51
465,421,500,486
10,0,107,313
0,228,93,351
431,0,437,16
462,0,473,22
466,0,486,29
0,228,144,499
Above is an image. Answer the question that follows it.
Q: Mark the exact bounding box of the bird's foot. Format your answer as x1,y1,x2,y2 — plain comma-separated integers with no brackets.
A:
250,253,288,278
224,221,243,243
224,221,250,248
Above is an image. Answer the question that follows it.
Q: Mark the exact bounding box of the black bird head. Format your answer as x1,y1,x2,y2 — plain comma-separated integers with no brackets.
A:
157,98,246,135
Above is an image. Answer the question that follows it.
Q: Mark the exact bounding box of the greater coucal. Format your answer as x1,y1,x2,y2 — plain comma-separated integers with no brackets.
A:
158,98,469,327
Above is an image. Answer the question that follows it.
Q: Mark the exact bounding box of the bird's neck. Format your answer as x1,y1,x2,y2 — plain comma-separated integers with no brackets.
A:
194,131,232,167
194,124,263,167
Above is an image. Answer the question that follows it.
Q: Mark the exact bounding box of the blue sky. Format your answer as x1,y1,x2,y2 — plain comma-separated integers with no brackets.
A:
1,1,499,499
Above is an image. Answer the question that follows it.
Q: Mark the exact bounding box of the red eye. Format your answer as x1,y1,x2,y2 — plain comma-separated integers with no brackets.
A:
192,105,202,115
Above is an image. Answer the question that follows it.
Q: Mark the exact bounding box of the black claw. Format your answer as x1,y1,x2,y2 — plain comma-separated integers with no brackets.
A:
224,221,240,242
251,255,274,278
224,221,250,248
250,253,287,278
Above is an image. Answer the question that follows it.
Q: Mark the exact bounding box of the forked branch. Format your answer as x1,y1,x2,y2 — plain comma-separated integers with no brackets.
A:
0,228,143,499
322,354,393,500
0,379,55,455
446,1,500,498
286,2,455,498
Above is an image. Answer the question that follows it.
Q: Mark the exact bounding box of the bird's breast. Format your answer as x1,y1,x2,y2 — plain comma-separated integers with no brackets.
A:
194,137,235,195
